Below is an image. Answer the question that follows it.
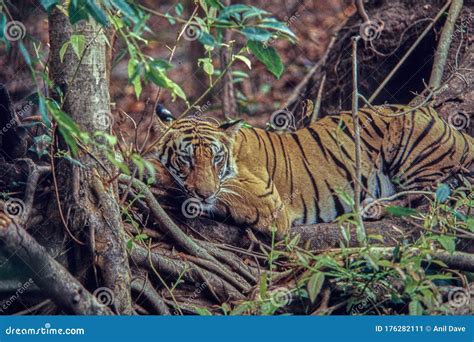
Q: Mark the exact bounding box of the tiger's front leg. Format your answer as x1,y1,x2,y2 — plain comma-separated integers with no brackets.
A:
214,168,290,237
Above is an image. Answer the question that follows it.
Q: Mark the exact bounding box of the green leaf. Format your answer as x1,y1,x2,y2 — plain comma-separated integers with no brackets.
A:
198,32,216,47
0,13,6,40
149,58,173,70
435,183,450,203
59,42,70,63
38,96,51,126
68,0,89,25
127,58,142,98
408,299,423,315
242,7,268,21
112,0,138,23
467,218,474,232
218,4,251,20
85,0,109,27
198,58,214,75
18,42,31,66
70,34,86,58
435,236,456,254
48,101,81,154
164,12,176,25
307,272,324,303
174,3,184,16
147,68,186,101
40,0,59,12
194,307,213,316
258,19,297,40
132,76,142,99
205,0,222,8
247,40,283,79
240,27,272,42
385,206,419,217
259,273,267,300
234,55,251,69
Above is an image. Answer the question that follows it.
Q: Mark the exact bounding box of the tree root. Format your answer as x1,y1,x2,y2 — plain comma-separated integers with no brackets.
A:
131,276,171,315
0,213,111,315
129,244,245,302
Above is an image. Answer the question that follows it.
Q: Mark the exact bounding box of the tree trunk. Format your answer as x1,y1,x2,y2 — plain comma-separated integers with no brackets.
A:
48,6,132,314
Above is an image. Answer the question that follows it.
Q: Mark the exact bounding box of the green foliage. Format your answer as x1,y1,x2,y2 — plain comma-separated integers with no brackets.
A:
385,206,419,217
229,186,473,315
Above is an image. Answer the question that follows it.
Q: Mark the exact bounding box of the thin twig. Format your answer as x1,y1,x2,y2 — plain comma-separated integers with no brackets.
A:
351,36,366,243
429,0,464,88
310,73,326,123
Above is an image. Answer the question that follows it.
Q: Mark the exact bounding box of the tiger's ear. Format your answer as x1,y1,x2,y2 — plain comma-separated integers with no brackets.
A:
154,103,175,131
219,119,244,138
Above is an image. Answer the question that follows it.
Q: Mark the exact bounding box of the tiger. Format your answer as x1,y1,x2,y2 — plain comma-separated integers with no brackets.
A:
147,104,473,237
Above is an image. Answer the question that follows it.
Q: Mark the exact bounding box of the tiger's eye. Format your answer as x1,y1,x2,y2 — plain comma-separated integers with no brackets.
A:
214,154,224,164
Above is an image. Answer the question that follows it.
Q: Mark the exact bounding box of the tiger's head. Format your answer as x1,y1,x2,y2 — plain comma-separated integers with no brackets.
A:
151,104,244,209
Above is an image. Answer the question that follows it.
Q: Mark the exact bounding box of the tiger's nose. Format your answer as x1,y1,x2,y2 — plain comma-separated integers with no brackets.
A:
195,189,215,201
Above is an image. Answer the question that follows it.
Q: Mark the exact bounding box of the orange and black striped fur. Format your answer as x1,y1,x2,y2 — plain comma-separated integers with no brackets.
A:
148,105,473,236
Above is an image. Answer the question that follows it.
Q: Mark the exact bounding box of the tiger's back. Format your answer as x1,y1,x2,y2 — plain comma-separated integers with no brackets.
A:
233,105,473,226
